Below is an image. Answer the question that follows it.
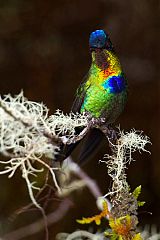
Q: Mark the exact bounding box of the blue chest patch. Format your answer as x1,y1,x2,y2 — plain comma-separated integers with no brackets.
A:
102,75,126,93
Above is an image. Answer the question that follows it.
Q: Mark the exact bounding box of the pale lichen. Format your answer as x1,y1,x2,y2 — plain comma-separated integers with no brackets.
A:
0,91,88,208
101,129,151,200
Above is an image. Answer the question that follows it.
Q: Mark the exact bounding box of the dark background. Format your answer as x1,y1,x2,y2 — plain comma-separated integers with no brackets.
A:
0,0,159,239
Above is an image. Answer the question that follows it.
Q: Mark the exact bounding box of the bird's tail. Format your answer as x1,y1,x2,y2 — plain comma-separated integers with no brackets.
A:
54,128,104,165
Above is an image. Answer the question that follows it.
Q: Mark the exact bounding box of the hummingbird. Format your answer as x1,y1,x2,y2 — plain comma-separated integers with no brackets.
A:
56,29,127,163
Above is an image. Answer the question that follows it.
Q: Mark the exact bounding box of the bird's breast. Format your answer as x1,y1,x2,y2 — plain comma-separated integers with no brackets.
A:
81,73,127,119
102,75,126,94
80,50,127,119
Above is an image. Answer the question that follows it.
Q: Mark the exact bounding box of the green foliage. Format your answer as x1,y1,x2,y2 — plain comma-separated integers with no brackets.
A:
132,185,142,199
132,185,145,207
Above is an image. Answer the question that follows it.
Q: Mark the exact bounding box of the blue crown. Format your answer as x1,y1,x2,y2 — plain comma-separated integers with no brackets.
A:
89,30,108,48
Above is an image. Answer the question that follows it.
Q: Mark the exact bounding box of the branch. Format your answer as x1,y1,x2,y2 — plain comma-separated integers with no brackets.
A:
3,199,73,240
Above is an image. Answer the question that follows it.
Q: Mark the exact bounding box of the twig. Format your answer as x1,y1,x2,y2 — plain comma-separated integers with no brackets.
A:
3,199,73,240
66,157,102,199
65,230,102,240
0,99,62,145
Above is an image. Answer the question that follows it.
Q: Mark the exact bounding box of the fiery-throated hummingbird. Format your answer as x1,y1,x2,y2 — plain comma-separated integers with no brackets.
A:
57,29,127,163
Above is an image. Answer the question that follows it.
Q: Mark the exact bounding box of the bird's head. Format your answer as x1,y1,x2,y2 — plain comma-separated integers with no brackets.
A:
89,30,113,51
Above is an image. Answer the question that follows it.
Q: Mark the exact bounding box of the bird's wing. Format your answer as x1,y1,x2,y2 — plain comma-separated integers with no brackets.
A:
55,74,90,162
71,73,104,165
71,73,90,113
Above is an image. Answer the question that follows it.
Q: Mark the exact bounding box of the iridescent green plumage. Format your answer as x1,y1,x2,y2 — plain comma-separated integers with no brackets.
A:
57,30,127,163
72,45,127,123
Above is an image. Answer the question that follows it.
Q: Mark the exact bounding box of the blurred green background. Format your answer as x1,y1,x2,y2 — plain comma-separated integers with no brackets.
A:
0,0,159,239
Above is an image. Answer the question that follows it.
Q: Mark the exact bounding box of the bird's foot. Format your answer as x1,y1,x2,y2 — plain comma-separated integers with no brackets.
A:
84,112,106,128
